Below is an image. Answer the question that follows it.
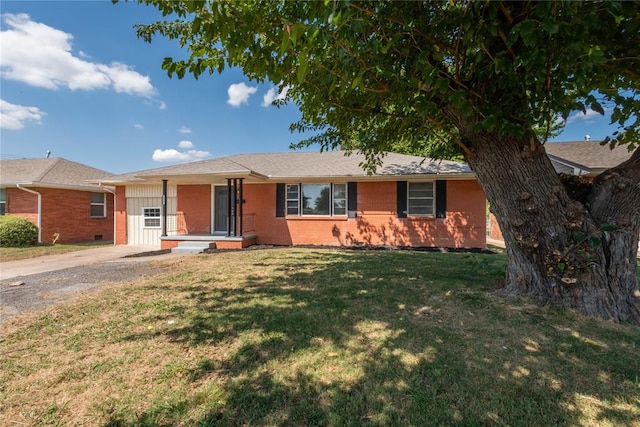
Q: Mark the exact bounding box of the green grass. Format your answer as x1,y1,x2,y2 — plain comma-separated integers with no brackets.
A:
0,241,112,261
1,248,638,426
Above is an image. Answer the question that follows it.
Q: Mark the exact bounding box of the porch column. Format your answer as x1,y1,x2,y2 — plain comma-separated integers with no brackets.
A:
161,179,168,237
238,178,244,236
227,178,235,237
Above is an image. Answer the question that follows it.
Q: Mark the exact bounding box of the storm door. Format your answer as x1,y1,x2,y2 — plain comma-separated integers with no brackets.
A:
213,186,229,234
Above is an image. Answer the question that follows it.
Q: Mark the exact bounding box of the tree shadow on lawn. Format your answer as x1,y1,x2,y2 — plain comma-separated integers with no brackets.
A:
111,250,639,426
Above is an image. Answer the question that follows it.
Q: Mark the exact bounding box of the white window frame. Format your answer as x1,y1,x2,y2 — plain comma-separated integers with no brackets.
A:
332,183,347,216
286,183,348,217
143,207,161,228
90,192,106,218
407,181,435,217
286,184,299,215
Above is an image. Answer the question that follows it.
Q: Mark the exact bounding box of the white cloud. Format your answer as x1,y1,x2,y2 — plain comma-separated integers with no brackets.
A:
134,123,144,130
0,98,46,130
227,82,257,107
261,85,290,107
159,101,167,110
0,13,155,97
563,107,610,125
152,140,210,163
152,148,211,162
178,125,191,134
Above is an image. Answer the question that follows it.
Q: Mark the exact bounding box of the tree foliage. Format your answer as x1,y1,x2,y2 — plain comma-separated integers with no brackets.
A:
128,0,640,322
132,0,639,164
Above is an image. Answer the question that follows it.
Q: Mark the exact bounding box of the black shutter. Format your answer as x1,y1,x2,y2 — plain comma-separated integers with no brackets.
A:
276,183,285,217
435,180,447,218
347,182,357,218
397,181,407,218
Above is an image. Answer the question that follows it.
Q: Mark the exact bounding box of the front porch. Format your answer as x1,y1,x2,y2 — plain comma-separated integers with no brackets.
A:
160,177,257,251
160,233,258,251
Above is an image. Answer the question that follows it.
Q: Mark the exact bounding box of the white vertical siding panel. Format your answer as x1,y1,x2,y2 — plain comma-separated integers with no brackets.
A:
126,184,177,198
126,196,177,245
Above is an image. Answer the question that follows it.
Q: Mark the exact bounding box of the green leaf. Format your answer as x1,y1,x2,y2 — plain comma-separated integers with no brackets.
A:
572,231,586,242
297,51,309,84
600,223,618,232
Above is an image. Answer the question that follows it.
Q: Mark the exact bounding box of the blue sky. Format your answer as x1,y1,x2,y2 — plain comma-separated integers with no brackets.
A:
0,1,621,174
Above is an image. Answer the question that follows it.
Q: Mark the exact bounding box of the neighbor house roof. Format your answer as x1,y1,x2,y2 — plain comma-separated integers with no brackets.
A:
0,158,114,191
101,151,474,185
544,141,634,175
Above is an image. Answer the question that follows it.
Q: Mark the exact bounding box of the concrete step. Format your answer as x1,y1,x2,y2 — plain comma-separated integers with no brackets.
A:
171,241,216,254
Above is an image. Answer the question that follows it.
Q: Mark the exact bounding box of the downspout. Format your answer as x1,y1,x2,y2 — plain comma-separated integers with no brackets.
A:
99,184,116,246
16,184,42,244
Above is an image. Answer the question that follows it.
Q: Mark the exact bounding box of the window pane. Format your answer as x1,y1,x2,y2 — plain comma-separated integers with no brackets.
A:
0,203,5,216
302,184,330,215
408,182,434,216
287,200,299,215
333,199,346,215
145,218,161,227
90,205,105,217
90,192,104,203
333,184,346,199
408,183,433,198
0,188,5,202
286,184,299,199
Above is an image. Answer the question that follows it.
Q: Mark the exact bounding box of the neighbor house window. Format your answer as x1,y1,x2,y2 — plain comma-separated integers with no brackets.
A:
286,183,347,216
90,192,106,218
0,188,5,216
407,182,434,216
143,207,161,228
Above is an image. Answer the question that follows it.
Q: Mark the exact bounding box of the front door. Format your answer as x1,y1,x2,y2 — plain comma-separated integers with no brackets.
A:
214,186,228,234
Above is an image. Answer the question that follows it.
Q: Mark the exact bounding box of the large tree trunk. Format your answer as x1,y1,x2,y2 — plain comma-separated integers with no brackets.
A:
463,132,640,324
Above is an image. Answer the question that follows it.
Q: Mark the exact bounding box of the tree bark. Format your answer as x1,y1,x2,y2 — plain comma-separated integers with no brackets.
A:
462,132,640,324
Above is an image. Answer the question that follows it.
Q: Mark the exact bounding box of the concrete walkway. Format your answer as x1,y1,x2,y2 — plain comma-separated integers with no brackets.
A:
0,245,162,281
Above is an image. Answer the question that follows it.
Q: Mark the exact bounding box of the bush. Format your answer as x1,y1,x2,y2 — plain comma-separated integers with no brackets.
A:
0,215,38,247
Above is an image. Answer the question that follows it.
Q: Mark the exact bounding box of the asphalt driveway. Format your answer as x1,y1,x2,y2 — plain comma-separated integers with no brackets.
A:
0,245,178,324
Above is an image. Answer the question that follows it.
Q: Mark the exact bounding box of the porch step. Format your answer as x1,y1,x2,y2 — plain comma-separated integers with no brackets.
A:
171,241,216,254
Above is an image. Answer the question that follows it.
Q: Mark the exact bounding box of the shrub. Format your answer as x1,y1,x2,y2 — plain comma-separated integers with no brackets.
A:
0,215,38,247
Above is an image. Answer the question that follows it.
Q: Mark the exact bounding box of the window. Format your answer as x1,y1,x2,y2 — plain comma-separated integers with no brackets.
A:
332,183,347,215
90,192,106,218
0,188,5,216
408,182,434,216
143,207,161,228
286,183,347,216
286,184,299,215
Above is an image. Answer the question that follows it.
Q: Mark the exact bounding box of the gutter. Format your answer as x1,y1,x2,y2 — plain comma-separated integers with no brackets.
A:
16,184,42,243
99,184,117,246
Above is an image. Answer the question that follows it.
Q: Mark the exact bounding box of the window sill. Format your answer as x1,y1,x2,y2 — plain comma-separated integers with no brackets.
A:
285,216,349,221
405,215,436,220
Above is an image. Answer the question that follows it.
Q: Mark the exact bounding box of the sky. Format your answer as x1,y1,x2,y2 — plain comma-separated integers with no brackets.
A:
0,1,623,174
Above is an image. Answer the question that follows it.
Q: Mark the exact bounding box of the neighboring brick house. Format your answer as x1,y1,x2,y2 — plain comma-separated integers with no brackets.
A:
100,151,487,251
0,158,115,244
488,141,635,242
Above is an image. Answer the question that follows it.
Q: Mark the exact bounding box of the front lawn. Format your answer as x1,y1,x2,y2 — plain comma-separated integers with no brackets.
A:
0,241,112,261
0,248,638,426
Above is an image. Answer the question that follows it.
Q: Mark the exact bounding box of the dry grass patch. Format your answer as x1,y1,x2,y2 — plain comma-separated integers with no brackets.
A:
0,241,112,261
0,248,638,426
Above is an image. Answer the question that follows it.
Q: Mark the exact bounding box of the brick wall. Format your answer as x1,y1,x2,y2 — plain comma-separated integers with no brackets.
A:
242,179,486,248
4,187,114,244
177,184,211,234
115,186,127,245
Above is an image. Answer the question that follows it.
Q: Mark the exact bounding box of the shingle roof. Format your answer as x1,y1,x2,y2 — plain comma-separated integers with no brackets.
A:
0,158,114,190
544,141,633,172
103,151,472,184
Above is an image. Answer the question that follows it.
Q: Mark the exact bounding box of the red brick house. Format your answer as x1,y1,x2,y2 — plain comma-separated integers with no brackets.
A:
0,158,114,244
101,151,487,252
